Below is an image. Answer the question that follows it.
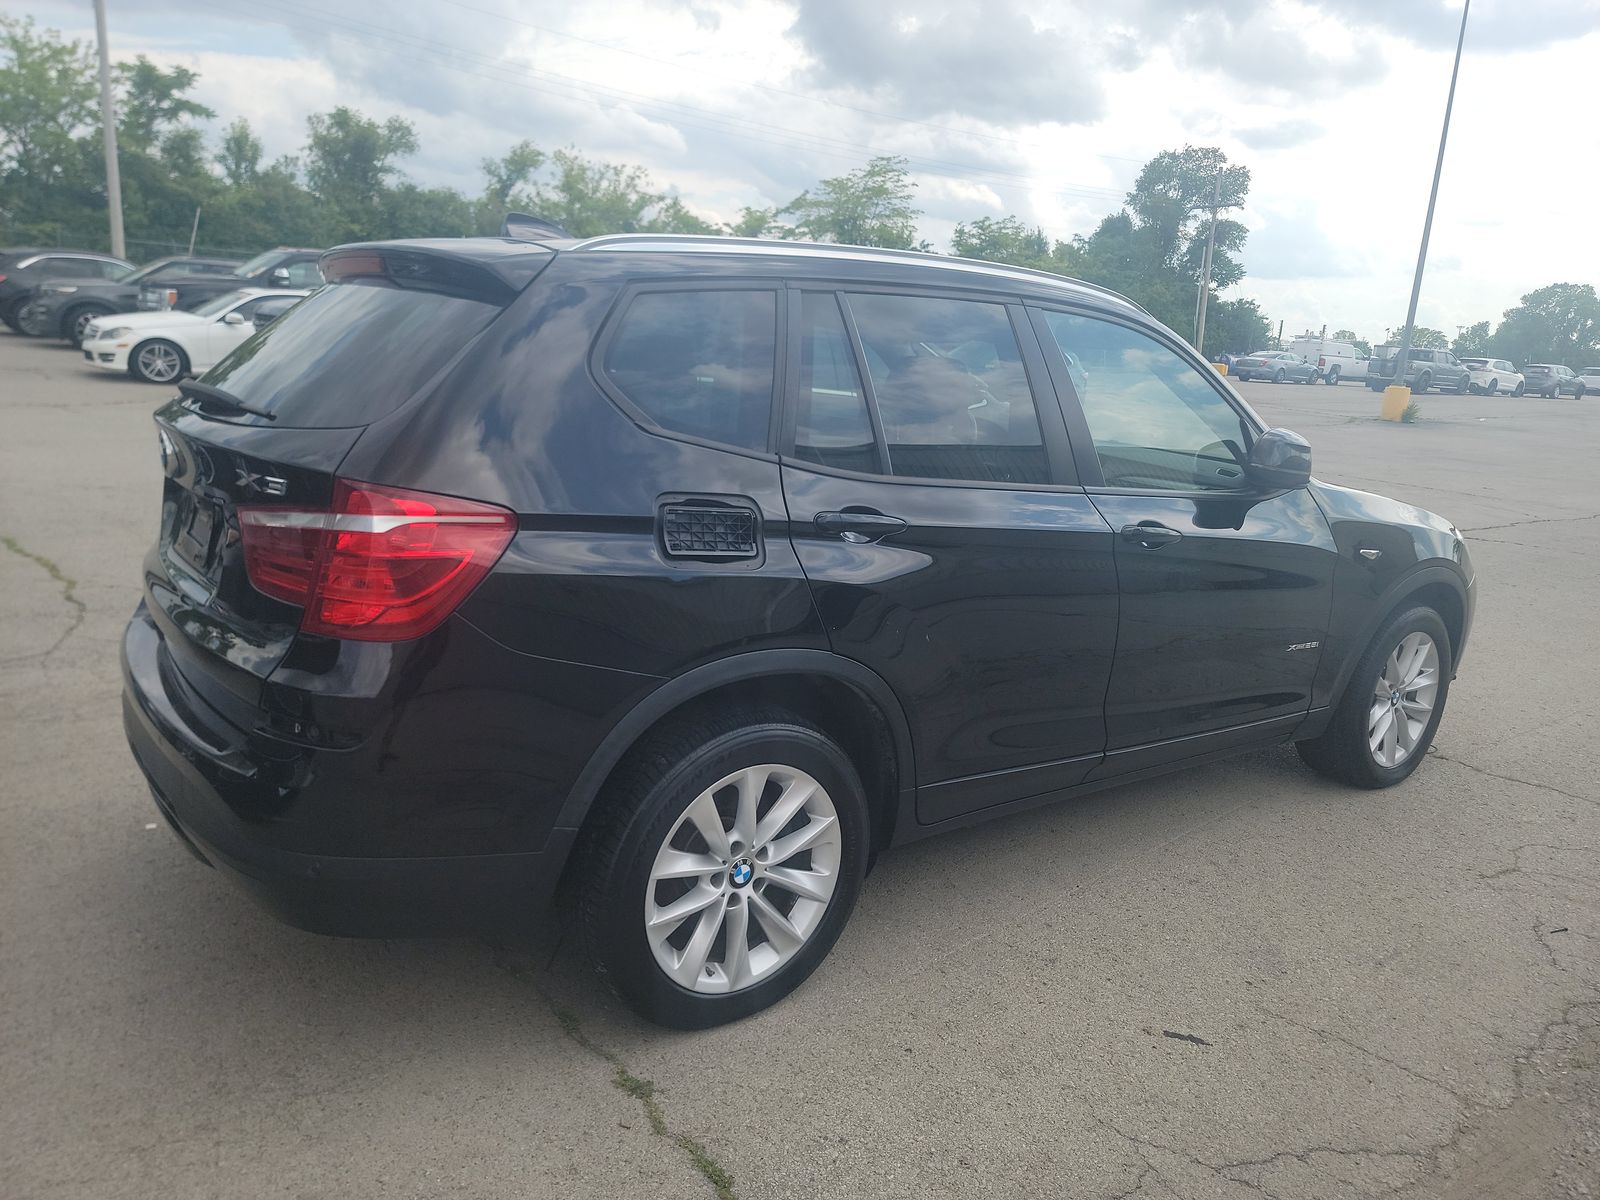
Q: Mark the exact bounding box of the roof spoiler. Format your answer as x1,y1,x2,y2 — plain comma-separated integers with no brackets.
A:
501,213,572,241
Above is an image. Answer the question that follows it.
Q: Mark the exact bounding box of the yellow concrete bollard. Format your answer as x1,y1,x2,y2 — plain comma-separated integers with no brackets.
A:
1382,385,1411,422
1212,362,1229,376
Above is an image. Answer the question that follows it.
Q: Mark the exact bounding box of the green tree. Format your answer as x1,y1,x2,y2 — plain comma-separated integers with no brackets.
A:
0,17,98,237
215,118,262,187
725,206,784,238
1125,145,1249,285
1206,298,1273,356
476,139,545,232
1451,320,1490,357
1492,284,1599,366
1386,326,1448,349
951,215,1049,264
780,156,922,249
115,57,212,154
304,107,419,240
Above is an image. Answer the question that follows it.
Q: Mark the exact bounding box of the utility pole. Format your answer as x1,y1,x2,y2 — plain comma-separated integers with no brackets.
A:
1390,0,1470,394
93,0,125,259
1192,167,1224,353
187,207,201,255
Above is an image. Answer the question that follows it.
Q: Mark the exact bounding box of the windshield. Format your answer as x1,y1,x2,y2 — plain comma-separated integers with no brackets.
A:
192,290,251,318
230,249,288,278
122,259,179,285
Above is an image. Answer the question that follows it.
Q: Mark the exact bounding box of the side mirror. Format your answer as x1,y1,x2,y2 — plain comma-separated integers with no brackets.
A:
268,267,291,286
1247,427,1312,491
221,311,245,325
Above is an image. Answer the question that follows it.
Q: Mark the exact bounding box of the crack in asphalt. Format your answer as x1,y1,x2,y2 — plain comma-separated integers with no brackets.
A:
1460,512,1600,534
1091,997,1600,1200
1429,749,1599,808
1,534,87,662
1257,1008,1466,1101
490,945,738,1200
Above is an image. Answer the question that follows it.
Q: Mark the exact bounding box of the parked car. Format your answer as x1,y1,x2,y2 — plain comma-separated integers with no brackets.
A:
18,255,241,345
1459,357,1524,396
1367,346,1472,394
82,287,312,382
121,233,1475,1028
1231,350,1319,383
1521,363,1587,399
140,246,324,312
1288,337,1367,385
1579,366,1600,396
0,247,132,331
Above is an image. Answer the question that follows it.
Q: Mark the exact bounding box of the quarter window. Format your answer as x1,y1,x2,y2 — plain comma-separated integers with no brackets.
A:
604,290,778,451
282,260,324,287
795,293,878,474
1041,311,1254,492
846,293,1047,485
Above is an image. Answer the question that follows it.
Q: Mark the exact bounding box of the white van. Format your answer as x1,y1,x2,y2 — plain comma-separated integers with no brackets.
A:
1288,336,1367,385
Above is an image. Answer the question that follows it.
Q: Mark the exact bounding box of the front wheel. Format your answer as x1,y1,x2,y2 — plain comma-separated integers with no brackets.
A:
130,339,187,384
65,305,111,347
1297,606,1452,789
577,709,870,1028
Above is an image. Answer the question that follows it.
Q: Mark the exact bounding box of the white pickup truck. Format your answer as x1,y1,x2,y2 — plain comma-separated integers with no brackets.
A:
1288,337,1368,386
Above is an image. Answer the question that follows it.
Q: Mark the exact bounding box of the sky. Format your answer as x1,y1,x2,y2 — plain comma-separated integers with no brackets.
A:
21,0,1600,341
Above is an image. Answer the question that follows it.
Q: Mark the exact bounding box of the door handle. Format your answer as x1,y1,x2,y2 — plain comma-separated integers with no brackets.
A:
1120,522,1183,549
815,510,908,544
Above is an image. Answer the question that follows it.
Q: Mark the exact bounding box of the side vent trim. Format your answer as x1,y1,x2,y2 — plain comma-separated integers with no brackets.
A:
660,503,759,560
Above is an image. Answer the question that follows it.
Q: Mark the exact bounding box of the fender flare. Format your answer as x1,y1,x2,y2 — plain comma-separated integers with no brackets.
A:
1323,563,1469,709
551,648,917,841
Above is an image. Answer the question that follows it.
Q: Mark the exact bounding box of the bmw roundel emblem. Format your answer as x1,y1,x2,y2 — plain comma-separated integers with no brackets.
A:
730,859,754,887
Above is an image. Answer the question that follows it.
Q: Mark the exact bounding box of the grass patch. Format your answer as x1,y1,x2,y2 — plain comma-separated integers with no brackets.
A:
1401,400,1422,424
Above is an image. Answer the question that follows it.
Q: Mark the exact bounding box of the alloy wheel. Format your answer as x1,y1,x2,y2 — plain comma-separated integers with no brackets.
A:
645,763,842,994
136,342,182,383
1369,631,1439,768
73,310,100,343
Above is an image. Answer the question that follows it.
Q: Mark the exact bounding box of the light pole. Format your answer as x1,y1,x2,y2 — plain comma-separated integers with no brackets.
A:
93,0,125,259
1388,0,1470,404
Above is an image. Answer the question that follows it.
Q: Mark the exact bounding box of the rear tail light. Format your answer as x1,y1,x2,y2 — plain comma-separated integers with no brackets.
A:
1318,356,1326,367
162,288,178,309
238,480,515,641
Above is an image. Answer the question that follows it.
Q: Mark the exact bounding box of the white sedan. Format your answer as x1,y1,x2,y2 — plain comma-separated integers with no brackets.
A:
1459,357,1525,397
81,288,311,383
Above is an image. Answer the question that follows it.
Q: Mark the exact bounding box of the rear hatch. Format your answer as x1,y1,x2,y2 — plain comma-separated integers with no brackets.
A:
144,244,548,732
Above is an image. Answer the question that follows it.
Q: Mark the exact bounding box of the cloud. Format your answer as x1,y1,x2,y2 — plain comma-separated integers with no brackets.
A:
1237,119,1323,150
786,0,1106,125
1241,204,1369,280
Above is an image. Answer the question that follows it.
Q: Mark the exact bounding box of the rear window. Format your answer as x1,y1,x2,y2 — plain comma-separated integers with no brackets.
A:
602,289,778,451
202,281,499,428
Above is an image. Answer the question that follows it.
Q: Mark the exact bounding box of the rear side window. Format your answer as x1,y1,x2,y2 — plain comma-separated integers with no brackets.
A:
846,293,1047,485
203,281,500,428
603,290,777,451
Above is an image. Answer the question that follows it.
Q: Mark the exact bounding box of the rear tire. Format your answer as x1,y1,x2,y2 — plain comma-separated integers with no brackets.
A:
1513,382,1525,397
1415,372,1431,394
1485,379,1498,396
129,339,187,384
1455,374,1470,394
576,708,871,1029
1297,606,1452,789
1273,368,1286,384
1324,368,1340,385
17,304,53,337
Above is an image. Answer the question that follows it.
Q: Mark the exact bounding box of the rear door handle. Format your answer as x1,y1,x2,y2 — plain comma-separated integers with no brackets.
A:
1120,522,1183,549
815,510,908,544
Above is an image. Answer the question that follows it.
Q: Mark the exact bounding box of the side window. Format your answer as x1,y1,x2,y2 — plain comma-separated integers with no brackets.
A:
795,293,878,474
48,258,101,279
283,260,323,287
94,259,126,279
846,292,1047,485
603,289,778,451
1041,310,1253,492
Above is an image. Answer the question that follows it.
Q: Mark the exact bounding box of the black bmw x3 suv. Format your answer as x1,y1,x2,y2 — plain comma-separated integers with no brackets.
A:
122,234,1475,1027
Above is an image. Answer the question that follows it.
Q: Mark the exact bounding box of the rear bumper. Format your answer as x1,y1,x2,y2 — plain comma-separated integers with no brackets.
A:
121,607,574,937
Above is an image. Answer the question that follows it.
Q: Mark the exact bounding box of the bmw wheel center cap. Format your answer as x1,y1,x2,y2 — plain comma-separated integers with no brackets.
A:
730,858,754,888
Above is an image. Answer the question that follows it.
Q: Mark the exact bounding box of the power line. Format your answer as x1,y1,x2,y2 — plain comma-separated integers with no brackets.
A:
434,0,1152,169
240,0,1133,210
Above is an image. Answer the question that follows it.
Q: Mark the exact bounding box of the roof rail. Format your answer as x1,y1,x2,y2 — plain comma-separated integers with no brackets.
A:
566,233,1148,315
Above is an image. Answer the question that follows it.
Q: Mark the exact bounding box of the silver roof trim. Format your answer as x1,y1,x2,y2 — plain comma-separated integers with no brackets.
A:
15,252,130,269
566,234,1147,315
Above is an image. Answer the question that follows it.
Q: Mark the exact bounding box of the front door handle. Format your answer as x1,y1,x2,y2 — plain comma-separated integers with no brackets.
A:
1121,521,1183,550
815,509,908,544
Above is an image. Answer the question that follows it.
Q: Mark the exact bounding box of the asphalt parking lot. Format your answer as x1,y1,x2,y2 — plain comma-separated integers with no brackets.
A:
3,331,1596,1200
